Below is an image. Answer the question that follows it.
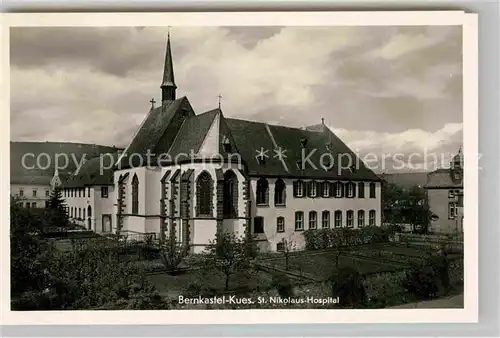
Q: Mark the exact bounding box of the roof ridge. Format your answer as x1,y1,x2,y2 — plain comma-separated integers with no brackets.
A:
226,117,324,133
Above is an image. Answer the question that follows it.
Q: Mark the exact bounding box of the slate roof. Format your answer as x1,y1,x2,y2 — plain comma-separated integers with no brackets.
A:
167,109,219,157
225,118,380,181
10,141,121,186
63,152,120,188
425,168,463,189
116,97,188,168
380,172,429,189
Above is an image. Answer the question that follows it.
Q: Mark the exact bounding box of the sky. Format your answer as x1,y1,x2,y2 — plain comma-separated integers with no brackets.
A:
10,26,463,173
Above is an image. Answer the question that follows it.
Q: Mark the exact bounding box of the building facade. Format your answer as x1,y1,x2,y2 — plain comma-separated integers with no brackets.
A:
425,149,464,233
61,33,382,252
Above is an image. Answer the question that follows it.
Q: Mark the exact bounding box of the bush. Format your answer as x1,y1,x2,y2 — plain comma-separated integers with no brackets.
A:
331,267,367,308
303,226,392,250
363,271,408,308
271,273,294,298
403,265,439,300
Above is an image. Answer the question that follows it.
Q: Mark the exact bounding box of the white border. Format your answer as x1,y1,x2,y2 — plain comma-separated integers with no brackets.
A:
0,11,478,325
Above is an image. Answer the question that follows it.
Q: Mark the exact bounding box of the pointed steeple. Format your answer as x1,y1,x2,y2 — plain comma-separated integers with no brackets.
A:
161,29,177,103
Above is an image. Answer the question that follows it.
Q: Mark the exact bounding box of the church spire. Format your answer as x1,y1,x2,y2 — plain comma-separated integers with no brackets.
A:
161,29,176,103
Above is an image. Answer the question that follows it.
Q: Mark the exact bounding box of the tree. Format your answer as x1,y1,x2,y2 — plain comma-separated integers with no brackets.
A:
159,233,189,273
10,197,51,296
382,182,431,233
279,237,296,271
201,232,258,291
45,187,69,229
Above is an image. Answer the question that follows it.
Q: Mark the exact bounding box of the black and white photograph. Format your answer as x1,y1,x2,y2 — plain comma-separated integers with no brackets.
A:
2,11,478,323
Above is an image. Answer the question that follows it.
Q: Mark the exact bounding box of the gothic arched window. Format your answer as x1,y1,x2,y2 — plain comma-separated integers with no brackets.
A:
197,171,213,216
132,174,139,215
274,178,286,206
223,170,238,218
256,178,269,205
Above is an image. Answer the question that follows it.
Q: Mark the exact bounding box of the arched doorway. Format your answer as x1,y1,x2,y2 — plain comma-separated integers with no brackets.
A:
87,206,92,230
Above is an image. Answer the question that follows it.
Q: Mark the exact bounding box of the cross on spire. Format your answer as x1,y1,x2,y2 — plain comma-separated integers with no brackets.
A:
150,98,156,109
217,94,223,109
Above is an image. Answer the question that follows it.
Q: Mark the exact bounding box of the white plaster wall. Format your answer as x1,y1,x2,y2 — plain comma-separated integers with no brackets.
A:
92,186,115,233
222,219,246,237
145,217,161,234
250,178,382,251
64,187,93,228
145,167,162,215
11,183,51,208
192,219,218,253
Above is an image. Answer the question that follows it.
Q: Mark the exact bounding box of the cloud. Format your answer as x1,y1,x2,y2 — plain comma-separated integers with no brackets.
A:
10,26,463,172
332,123,463,173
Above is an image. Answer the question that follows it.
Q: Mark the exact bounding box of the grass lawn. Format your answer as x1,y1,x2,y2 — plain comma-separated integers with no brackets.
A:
147,268,274,298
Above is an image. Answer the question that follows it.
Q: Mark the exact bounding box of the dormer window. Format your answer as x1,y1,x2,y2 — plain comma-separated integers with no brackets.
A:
300,137,308,148
222,135,231,152
325,142,332,151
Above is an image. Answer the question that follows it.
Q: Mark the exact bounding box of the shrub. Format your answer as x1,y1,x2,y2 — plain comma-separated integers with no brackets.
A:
363,271,407,308
303,226,392,250
331,267,367,308
271,273,294,298
403,261,441,299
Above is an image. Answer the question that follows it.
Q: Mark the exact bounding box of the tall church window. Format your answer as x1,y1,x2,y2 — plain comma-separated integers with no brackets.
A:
196,171,213,216
132,174,139,215
223,170,238,218
256,178,269,205
274,178,286,205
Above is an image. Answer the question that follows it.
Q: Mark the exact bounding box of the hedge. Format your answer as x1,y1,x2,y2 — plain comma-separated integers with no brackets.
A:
303,225,398,250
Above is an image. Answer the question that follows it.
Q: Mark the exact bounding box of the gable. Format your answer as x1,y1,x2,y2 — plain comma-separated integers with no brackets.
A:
116,96,194,169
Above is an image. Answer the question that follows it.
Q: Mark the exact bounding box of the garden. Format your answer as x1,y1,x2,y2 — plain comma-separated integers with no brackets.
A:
10,190,464,310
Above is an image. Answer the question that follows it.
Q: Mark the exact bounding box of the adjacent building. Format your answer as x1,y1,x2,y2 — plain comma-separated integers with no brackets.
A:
425,149,464,233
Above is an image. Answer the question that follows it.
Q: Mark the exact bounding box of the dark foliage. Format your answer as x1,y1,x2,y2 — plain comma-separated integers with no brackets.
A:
44,187,69,229
331,267,367,308
271,273,294,298
403,253,449,300
303,226,397,250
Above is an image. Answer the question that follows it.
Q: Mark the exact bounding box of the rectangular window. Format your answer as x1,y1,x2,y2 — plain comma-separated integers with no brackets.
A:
32,202,36,208
45,190,50,197
309,181,317,197
277,217,285,233
335,182,342,197
276,242,285,252
347,183,354,197
369,210,376,226
346,210,354,227
254,217,264,234
88,187,91,197
45,201,49,208
32,189,37,197
295,181,304,197
358,183,365,198
334,210,342,227
369,183,376,198
295,211,304,231
448,190,455,198
101,187,109,198
448,202,456,219
78,189,81,198
322,211,330,229
19,189,24,197
322,182,329,197
26,203,30,209
358,210,365,227
78,208,81,219
309,211,317,229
